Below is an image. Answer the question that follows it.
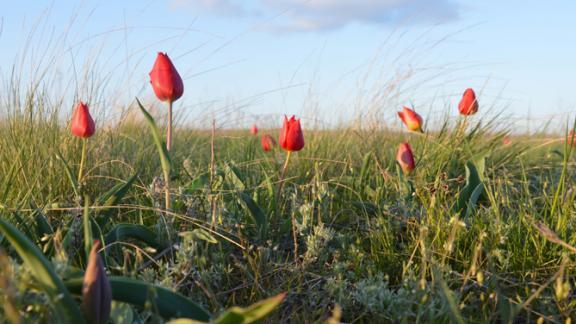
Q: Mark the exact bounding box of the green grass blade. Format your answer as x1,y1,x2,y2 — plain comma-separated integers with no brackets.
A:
65,276,211,321
83,196,93,261
213,293,285,324
238,192,267,239
0,217,84,322
96,172,139,225
434,267,464,324
55,150,80,198
135,98,171,183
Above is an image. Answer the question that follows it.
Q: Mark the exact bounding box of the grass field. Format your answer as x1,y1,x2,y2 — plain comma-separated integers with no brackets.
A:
0,78,575,323
0,16,575,321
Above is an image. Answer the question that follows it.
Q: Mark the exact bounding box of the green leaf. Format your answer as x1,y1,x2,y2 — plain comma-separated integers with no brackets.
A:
166,319,206,324
55,150,80,198
213,293,285,324
105,224,167,250
0,217,84,322
184,174,210,193
237,192,267,239
224,163,245,191
34,209,54,238
135,98,171,187
110,301,134,324
456,157,486,216
465,183,485,218
96,172,139,227
179,229,219,244
65,276,211,321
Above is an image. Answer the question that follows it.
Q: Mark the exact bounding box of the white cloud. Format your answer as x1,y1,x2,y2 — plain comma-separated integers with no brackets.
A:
170,0,253,17
172,0,460,31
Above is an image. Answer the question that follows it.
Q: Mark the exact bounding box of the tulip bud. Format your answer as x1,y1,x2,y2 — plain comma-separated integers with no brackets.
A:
82,241,112,324
397,107,423,132
397,142,415,174
250,124,258,135
458,88,479,115
149,52,184,102
71,102,95,138
261,134,276,152
279,115,304,152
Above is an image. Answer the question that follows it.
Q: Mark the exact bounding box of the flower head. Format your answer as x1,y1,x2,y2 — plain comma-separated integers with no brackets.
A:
82,241,112,324
250,124,258,135
71,102,95,138
279,115,304,152
149,52,184,102
458,88,479,116
397,107,423,132
261,134,276,152
397,142,415,174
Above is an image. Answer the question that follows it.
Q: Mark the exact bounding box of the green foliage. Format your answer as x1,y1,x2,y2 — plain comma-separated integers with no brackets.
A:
65,276,211,321
0,86,575,322
0,217,84,322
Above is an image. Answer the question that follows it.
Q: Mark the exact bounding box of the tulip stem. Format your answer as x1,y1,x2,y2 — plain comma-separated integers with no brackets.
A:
78,138,87,185
165,100,173,211
280,151,292,182
167,100,173,152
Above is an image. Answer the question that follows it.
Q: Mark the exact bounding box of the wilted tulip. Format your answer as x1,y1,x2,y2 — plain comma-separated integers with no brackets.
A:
397,107,423,132
82,241,112,324
251,124,258,135
149,52,184,103
71,102,95,138
397,142,415,174
279,115,304,152
261,134,276,152
458,88,479,115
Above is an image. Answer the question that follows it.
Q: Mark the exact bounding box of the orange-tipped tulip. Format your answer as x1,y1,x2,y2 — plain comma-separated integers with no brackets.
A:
149,52,184,102
458,88,479,115
251,124,258,135
82,241,111,324
397,142,415,174
261,134,276,152
71,102,95,138
397,107,423,132
279,115,304,152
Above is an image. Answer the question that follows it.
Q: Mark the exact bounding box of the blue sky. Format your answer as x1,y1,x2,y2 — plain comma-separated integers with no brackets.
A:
1,0,575,131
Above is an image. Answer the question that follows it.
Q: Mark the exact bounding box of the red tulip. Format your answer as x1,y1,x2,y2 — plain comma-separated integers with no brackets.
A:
279,115,304,152
82,241,111,324
261,134,276,152
397,107,423,132
396,142,415,174
149,52,184,102
503,136,512,146
71,102,95,138
569,130,576,147
458,88,479,115
251,124,258,135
